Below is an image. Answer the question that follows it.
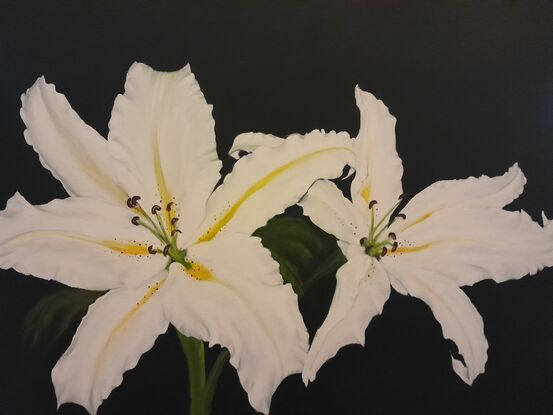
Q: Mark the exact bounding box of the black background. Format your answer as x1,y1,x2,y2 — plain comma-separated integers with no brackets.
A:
1,1,552,414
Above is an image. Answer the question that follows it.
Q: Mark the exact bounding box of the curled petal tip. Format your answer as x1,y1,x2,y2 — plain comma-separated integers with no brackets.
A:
541,211,551,227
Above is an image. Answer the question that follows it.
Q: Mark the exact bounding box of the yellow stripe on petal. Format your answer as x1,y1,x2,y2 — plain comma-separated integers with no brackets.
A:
81,160,128,203
185,261,213,281
110,279,166,339
399,212,434,232
102,241,150,256
391,243,433,255
196,147,348,243
360,182,371,205
153,135,175,232
3,230,151,257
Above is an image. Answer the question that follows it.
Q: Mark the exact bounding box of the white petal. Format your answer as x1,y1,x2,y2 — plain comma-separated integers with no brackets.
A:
397,164,526,229
229,132,284,159
388,207,553,286
351,87,403,218
299,180,367,244
165,233,308,414
542,211,551,226
108,63,221,241
192,130,353,243
52,273,169,414
0,193,166,290
384,263,488,384
303,255,390,383
20,77,126,203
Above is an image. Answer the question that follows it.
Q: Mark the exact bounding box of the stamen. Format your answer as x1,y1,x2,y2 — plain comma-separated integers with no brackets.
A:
154,212,170,241
363,200,405,259
369,200,378,209
124,196,191,266
127,195,142,208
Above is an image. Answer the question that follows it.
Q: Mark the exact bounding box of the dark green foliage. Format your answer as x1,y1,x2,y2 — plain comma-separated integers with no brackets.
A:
254,214,345,298
21,288,105,353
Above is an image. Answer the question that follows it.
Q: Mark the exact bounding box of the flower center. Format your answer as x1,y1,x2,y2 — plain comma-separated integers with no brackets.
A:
126,195,192,269
360,199,406,260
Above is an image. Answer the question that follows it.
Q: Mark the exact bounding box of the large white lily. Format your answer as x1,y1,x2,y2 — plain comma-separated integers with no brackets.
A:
0,63,353,414
299,87,553,384
233,87,553,386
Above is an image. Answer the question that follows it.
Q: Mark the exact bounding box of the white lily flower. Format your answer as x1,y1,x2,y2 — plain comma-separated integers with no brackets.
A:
0,63,354,414
297,86,553,385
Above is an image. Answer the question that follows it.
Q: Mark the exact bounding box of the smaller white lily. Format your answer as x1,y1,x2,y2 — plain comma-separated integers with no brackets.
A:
0,63,354,414
292,87,553,384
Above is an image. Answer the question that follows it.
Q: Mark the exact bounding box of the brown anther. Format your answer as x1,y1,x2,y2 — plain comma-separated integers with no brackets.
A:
171,229,182,236
391,241,398,252
369,200,378,209
360,237,368,246
381,247,388,257
171,217,179,226
166,202,174,212
151,205,162,214
163,245,170,256
127,195,141,208
396,213,406,220
131,216,140,226
147,245,156,254
388,232,396,240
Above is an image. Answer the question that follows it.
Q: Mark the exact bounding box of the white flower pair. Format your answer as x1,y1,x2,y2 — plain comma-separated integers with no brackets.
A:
1,63,551,414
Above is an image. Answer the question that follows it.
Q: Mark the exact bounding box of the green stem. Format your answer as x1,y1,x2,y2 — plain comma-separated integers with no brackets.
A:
177,332,205,401
204,349,230,409
176,330,230,415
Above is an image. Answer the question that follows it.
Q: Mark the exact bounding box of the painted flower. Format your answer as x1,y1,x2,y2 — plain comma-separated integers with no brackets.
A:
294,87,553,384
0,63,353,414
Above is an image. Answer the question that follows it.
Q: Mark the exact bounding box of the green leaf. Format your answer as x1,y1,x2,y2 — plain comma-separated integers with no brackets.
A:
254,214,346,298
269,251,305,297
304,248,346,292
21,288,105,353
